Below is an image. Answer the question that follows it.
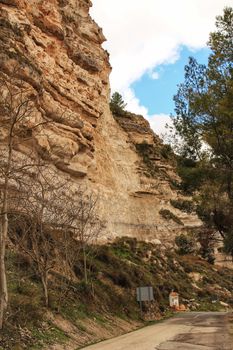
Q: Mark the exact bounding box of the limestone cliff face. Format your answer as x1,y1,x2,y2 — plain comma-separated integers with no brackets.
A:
92,111,202,242
0,0,202,242
0,0,110,177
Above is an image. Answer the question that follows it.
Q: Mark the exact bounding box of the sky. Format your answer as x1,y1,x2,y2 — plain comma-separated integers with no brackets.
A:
91,0,233,137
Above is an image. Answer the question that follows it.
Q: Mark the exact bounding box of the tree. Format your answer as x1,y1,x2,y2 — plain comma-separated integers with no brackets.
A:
67,190,104,284
171,7,233,253
0,71,46,328
8,165,75,307
173,7,233,168
110,92,127,116
0,68,103,324
9,168,103,305
197,228,216,264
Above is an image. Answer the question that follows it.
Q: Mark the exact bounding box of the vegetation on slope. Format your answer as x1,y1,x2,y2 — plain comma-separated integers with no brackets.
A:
1,237,233,349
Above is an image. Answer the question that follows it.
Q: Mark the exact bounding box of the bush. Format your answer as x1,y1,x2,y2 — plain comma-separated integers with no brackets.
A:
170,199,194,213
160,144,174,160
175,234,195,255
108,270,132,288
159,209,183,225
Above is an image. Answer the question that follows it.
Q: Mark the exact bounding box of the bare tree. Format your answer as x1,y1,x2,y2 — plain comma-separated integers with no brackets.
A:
9,169,104,305
68,190,104,284
0,71,47,328
0,69,103,326
8,166,72,307
50,226,84,312
0,70,103,316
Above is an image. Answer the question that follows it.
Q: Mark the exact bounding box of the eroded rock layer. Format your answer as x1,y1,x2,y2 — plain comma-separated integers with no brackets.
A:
0,0,202,242
0,0,110,176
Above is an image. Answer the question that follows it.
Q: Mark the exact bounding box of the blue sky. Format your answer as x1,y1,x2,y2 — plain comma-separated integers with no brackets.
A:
132,46,210,116
91,0,232,135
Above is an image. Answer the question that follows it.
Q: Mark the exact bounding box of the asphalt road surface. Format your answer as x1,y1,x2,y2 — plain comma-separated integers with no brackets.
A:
82,312,232,350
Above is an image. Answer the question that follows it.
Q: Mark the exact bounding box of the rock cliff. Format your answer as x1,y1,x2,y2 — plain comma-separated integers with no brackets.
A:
0,0,202,242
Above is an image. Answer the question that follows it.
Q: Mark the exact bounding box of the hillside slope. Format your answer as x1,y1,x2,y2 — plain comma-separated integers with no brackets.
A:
1,237,233,349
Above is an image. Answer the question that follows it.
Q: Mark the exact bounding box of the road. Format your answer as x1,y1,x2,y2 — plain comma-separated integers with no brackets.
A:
81,312,232,350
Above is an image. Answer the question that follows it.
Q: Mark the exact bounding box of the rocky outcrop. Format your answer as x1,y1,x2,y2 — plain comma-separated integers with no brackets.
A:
0,0,110,177
91,110,202,242
0,0,202,242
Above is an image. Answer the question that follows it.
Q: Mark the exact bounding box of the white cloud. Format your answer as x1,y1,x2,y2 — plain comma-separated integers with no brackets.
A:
123,88,148,116
91,0,232,134
122,88,172,138
148,114,173,137
150,71,160,80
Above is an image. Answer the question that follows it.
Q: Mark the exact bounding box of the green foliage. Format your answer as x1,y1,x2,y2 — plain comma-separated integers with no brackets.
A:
160,144,175,162
223,232,233,258
175,234,195,255
176,156,208,194
195,181,233,239
31,325,69,349
136,142,153,165
110,92,127,116
136,142,162,177
173,8,233,161
159,209,183,225
197,229,216,264
171,7,233,255
172,7,233,164
170,199,194,213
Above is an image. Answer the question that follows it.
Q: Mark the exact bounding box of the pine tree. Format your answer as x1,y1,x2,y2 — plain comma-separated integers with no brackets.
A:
110,92,127,116
172,7,233,253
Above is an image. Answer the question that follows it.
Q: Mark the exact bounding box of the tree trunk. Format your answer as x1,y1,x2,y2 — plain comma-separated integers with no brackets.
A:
41,272,49,308
0,154,11,329
83,246,88,284
0,213,8,329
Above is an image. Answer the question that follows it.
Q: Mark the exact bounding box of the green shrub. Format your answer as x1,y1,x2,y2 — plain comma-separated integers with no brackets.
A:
160,144,174,160
108,270,133,288
176,157,209,195
175,234,195,255
159,209,183,225
8,293,43,327
170,199,194,213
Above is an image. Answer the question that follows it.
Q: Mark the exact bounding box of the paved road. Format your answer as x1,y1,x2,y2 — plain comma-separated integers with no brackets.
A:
81,312,232,350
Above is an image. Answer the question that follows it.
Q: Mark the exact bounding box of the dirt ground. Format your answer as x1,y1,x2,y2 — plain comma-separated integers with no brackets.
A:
44,313,142,350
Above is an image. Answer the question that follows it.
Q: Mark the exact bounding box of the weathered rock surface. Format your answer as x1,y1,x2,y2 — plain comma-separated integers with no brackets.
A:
95,111,202,241
0,0,202,241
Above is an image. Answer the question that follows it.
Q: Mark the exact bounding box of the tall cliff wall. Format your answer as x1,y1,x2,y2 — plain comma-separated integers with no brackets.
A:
0,0,202,242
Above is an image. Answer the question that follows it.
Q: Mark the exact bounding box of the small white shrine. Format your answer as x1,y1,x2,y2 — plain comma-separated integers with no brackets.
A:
169,291,179,308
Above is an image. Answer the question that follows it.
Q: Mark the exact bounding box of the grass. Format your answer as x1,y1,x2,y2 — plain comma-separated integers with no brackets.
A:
30,324,69,349
59,301,89,323
2,238,233,349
